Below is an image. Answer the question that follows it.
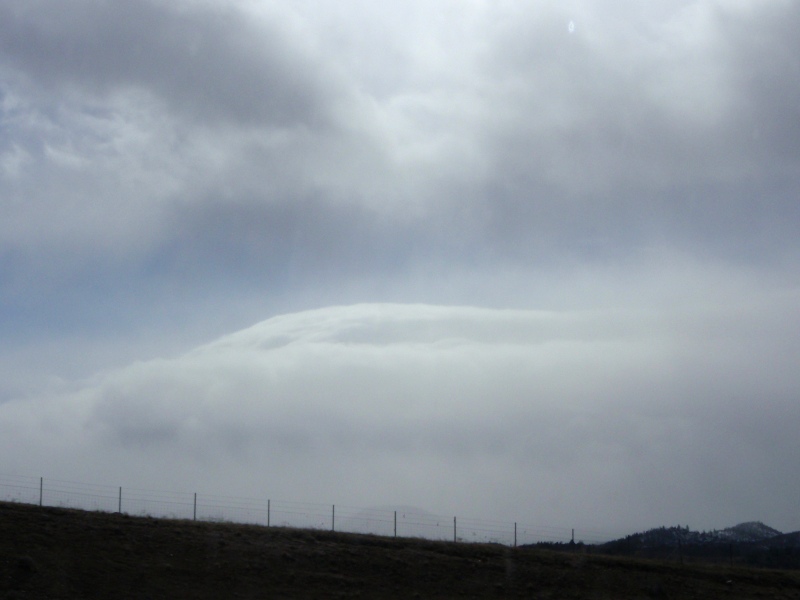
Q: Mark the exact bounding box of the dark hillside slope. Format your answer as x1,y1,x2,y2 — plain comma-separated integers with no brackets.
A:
2,502,800,599
597,523,800,570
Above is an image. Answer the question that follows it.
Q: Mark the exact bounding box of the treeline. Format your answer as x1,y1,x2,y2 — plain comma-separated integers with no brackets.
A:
601,525,800,570
527,527,800,570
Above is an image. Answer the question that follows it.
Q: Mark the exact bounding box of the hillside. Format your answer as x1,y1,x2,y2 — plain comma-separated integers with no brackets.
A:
3,502,800,599
719,522,783,542
596,523,800,570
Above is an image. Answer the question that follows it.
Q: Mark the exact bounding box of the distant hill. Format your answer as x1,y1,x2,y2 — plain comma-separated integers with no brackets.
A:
601,521,783,550
594,522,800,570
713,522,782,543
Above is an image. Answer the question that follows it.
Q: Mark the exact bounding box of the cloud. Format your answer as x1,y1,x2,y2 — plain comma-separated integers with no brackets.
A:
2,0,798,291
0,0,340,127
1,0,800,539
2,301,799,534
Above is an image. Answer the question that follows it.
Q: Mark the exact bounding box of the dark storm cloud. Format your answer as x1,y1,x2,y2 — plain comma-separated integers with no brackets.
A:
2,0,798,279
458,1,800,260
0,0,336,127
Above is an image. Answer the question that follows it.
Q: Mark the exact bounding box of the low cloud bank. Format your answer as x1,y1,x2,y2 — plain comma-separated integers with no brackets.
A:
2,302,799,535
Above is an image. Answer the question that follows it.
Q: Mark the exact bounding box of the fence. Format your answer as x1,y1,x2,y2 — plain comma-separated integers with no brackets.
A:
0,473,614,546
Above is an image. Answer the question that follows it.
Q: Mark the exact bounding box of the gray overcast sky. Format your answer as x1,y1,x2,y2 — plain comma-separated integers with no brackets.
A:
1,0,799,537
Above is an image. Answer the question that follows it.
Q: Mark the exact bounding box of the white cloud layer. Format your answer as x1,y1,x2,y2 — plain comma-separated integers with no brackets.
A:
2,301,799,535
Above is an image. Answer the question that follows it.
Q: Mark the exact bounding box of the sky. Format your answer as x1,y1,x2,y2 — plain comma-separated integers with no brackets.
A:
1,0,799,538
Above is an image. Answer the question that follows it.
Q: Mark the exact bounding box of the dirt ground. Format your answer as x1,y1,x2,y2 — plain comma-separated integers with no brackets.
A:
2,501,800,599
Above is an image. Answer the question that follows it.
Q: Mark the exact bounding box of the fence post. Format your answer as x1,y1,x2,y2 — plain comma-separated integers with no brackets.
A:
39,477,43,507
394,511,397,538
454,517,457,543
193,493,197,521
514,522,517,547
267,500,270,527
332,505,335,531
118,487,122,513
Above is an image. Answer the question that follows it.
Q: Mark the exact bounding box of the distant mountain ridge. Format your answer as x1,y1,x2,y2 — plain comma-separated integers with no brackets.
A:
600,521,784,551
594,521,800,570
716,521,782,543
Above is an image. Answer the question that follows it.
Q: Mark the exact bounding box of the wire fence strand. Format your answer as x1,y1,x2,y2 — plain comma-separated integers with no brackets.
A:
0,473,618,546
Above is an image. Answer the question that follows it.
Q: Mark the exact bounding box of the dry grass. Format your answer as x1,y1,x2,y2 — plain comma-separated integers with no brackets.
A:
2,501,800,599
